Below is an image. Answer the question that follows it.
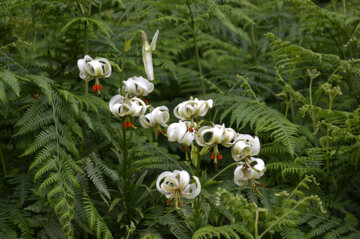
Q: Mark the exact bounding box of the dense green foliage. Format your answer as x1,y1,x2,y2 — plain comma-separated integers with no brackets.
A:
1,0,360,238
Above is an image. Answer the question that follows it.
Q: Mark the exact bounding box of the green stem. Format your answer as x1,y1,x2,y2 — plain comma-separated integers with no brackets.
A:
332,0,337,12
205,162,239,186
342,0,346,14
254,206,259,239
186,0,206,94
195,146,201,176
284,96,289,119
250,23,257,64
326,98,333,172
0,143,7,176
84,80,88,96
120,50,126,92
76,0,89,95
123,126,128,180
309,77,314,106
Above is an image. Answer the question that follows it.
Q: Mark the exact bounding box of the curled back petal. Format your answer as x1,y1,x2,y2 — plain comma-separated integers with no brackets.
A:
156,171,173,194
77,55,112,80
123,76,154,97
182,176,201,199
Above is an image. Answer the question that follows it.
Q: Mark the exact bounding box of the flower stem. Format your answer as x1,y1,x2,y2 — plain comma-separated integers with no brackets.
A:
185,0,206,95
326,97,333,172
204,162,239,187
120,50,126,91
0,143,7,176
254,204,259,239
195,146,201,176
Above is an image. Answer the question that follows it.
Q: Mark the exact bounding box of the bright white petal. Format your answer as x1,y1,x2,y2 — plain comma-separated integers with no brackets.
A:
182,176,201,199
156,171,173,194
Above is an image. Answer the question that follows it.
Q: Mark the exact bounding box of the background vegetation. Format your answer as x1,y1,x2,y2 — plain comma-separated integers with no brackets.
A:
1,0,360,238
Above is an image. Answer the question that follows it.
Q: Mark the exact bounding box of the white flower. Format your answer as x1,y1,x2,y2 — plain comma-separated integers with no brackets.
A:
196,124,237,147
234,157,265,186
173,98,213,120
231,134,260,161
167,121,195,146
123,76,154,97
77,55,112,80
109,95,149,117
142,30,159,81
139,106,169,128
156,170,201,207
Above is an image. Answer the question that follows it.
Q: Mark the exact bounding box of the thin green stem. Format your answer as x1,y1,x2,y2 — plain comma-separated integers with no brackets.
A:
84,80,88,96
205,162,239,187
250,23,257,64
254,206,259,239
326,97,333,172
123,126,128,180
342,0,346,14
0,51,27,71
76,0,89,95
186,0,206,94
332,0,337,12
0,143,7,176
195,146,201,176
309,77,314,106
284,96,289,119
120,50,126,91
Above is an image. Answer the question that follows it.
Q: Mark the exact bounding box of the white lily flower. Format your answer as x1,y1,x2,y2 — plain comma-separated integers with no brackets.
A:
167,121,195,146
234,157,265,186
123,76,154,97
196,124,237,147
173,98,213,120
142,30,159,81
156,170,201,207
139,106,169,128
231,134,260,162
77,55,112,80
109,95,148,117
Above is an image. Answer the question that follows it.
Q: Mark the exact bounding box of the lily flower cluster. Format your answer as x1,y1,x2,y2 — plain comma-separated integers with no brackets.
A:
108,31,171,132
167,99,266,192
85,28,266,208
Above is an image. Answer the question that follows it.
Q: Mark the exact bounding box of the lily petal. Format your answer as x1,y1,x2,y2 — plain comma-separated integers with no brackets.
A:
182,176,201,199
156,171,173,194
142,30,159,81
150,29,159,50
77,55,112,80
123,76,154,97
173,98,213,120
139,106,169,128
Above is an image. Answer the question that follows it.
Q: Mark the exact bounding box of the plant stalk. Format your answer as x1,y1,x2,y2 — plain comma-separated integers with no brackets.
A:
186,0,206,94
205,162,239,186
0,143,7,176
254,206,259,239
120,50,126,91
195,146,201,176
